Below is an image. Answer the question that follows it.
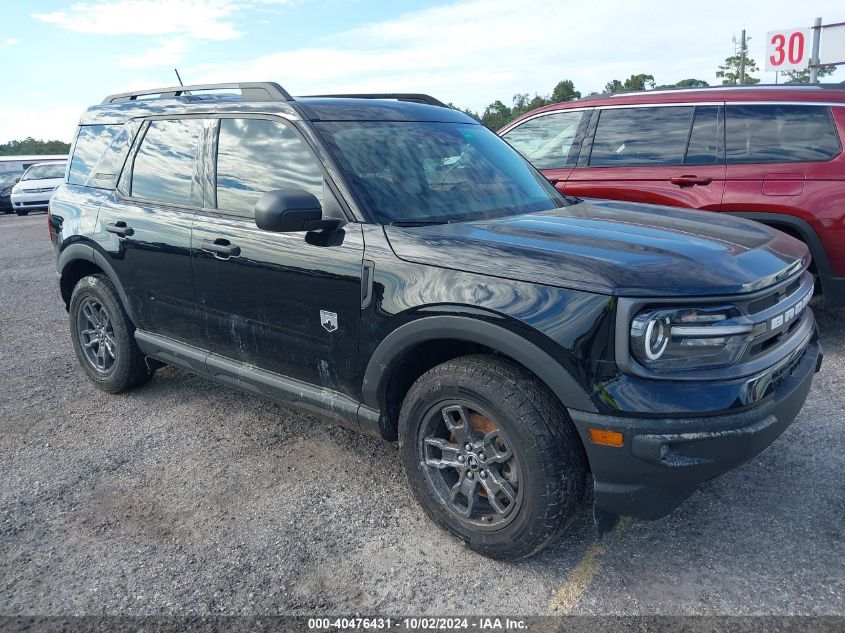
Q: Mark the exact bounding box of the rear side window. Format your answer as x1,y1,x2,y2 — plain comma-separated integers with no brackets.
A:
589,106,702,167
68,125,121,185
131,119,203,206
87,121,139,189
215,117,324,216
725,105,841,164
501,111,586,169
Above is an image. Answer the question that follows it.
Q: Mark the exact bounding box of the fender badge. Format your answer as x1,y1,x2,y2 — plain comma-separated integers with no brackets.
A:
320,310,338,332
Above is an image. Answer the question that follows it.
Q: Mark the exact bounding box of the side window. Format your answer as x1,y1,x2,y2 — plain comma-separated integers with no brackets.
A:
215,118,324,216
684,106,720,165
68,125,121,185
131,119,203,206
589,106,694,167
501,111,585,169
726,105,841,164
87,121,140,189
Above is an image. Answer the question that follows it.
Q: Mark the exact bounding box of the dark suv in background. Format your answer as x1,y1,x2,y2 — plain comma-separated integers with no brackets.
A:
500,85,845,307
49,82,821,559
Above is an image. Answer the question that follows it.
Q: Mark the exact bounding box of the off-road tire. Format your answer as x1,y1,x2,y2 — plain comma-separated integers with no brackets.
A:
69,274,154,393
398,354,587,559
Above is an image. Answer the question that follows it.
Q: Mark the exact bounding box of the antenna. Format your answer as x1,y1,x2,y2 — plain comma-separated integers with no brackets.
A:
174,68,185,87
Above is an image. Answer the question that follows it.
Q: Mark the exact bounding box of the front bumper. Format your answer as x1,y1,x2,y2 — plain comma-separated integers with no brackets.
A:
11,191,54,210
569,336,822,520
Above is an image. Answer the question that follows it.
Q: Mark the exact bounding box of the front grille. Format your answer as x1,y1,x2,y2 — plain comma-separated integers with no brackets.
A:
738,271,814,364
747,278,801,314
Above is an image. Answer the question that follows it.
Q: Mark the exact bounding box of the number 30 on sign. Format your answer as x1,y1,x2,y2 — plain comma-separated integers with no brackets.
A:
766,27,812,71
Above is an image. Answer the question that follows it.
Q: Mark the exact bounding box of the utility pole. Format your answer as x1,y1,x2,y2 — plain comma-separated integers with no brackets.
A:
739,29,746,84
809,17,822,84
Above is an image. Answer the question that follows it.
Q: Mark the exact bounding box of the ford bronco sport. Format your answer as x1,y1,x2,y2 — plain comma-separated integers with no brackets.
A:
50,82,822,559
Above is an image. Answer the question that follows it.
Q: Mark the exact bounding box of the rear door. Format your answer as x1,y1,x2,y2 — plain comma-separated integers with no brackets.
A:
565,104,726,211
723,103,842,210
500,109,590,192
96,117,203,346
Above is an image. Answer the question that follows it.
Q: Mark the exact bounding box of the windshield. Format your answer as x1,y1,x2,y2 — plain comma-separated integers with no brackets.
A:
22,164,66,181
0,171,19,186
316,121,566,224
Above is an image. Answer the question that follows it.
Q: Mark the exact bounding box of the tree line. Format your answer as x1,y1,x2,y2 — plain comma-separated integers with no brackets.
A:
0,137,70,156
467,38,838,129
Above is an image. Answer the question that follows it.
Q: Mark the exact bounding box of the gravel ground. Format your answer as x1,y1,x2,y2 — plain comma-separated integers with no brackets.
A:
1,212,843,617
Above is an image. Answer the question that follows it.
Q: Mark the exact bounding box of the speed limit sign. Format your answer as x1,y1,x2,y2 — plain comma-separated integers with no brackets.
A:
766,27,812,70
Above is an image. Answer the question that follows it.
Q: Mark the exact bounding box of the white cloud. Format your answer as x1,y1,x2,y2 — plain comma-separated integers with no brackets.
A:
0,105,85,146
33,0,244,41
187,0,841,112
3,38,21,47
118,40,190,69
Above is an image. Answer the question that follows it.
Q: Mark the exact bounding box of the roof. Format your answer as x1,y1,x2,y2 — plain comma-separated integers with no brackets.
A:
80,82,475,126
0,155,67,162
503,84,845,130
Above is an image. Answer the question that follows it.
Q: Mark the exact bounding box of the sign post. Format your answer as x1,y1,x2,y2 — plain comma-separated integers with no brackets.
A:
809,17,822,83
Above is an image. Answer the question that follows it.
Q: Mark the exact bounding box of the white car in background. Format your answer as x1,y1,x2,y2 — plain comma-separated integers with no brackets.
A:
11,162,67,216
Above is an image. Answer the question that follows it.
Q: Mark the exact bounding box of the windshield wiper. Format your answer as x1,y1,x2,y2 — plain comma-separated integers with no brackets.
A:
389,220,453,227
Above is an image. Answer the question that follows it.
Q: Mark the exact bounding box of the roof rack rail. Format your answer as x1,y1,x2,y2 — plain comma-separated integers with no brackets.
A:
601,82,845,98
102,81,294,104
302,93,449,108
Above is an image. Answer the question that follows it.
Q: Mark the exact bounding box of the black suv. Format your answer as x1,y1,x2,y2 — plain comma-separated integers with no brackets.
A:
50,82,822,559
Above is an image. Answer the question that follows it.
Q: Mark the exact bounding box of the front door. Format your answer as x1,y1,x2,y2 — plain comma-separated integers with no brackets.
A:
565,104,726,211
191,116,364,396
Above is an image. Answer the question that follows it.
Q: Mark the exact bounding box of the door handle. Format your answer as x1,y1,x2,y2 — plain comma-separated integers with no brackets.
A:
670,175,713,188
106,221,134,237
201,238,241,259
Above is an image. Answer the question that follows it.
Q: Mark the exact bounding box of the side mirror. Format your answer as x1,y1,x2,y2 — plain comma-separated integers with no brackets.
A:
254,189,342,233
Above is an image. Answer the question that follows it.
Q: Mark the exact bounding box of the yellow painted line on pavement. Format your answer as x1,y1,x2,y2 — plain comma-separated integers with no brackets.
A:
548,516,632,614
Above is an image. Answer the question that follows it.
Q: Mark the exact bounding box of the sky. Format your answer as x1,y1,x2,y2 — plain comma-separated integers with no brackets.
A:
1,0,843,144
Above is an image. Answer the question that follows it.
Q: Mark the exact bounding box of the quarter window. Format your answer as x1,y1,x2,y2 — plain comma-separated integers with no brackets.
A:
589,106,695,167
131,119,203,206
68,125,122,185
725,105,841,164
685,106,720,165
87,121,140,189
502,111,586,169
215,118,324,216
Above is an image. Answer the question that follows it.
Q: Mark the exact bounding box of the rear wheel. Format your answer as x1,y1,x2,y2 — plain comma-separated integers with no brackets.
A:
399,355,586,559
69,274,154,393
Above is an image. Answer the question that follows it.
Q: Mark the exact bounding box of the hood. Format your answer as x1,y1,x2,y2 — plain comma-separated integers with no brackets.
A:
17,176,64,190
384,199,809,297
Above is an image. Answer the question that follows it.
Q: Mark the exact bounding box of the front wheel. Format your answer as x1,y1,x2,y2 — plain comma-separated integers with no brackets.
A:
399,355,587,559
15,209,28,216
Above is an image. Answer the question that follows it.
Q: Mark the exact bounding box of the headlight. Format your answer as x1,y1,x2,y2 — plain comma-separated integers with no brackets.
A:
630,305,760,371
11,184,22,194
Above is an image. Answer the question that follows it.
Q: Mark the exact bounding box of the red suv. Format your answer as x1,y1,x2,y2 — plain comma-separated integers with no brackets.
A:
499,85,845,306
